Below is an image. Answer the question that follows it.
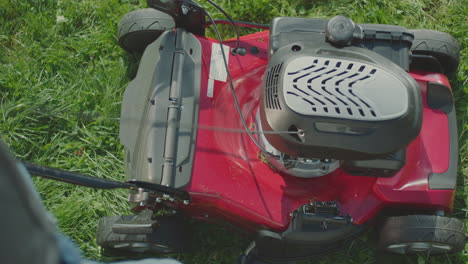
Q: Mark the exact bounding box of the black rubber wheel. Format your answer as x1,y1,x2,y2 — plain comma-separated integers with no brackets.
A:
96,214,190,254
377,215,466,255
410,29,460,76
118,8,175,53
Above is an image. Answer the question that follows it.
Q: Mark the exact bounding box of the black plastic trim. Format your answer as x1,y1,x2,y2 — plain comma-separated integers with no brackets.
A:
253,203,367,262
426,82,454,113
410,54,443,73
428,84,458,189
342,148,406,177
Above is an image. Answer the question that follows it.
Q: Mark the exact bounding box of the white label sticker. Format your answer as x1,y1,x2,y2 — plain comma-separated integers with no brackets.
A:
207,78,215,98
209,43,230,82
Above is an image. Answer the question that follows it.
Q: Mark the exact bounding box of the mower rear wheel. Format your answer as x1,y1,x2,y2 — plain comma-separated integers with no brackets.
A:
377,215,465,255
409,29,460,76
96,214,190,254
118,8,175,53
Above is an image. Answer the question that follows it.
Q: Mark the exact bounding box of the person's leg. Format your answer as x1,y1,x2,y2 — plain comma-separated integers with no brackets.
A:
0,141,63,264
0,140,182,264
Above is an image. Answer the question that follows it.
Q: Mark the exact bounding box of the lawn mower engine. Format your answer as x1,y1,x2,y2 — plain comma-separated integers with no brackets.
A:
258,16,421,179
95,1,465,263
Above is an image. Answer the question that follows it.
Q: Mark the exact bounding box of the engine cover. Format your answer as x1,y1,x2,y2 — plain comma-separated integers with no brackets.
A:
282,56,408,121
260,37,422,160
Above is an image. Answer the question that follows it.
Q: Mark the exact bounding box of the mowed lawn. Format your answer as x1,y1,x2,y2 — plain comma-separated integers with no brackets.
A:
0,0,466,263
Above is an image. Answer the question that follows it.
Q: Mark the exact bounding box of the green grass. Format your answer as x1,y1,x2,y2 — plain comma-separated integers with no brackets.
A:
0,0,466,263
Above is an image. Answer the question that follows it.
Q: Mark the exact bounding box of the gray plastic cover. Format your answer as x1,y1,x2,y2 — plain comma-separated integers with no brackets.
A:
283,56,408,121
119,30,201,188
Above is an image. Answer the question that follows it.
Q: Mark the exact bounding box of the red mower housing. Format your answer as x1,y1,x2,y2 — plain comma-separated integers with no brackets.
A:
98,5,464,262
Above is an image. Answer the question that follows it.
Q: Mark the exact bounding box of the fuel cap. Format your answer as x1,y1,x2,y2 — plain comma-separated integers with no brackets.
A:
326,15,356,46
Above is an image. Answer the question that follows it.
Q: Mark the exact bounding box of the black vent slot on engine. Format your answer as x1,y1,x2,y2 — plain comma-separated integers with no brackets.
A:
265,63,284,109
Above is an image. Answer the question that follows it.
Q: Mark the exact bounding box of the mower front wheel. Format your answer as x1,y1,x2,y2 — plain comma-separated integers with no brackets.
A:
377,215,465,255
409,29,460,77
118,8,175,53
96,214,190,254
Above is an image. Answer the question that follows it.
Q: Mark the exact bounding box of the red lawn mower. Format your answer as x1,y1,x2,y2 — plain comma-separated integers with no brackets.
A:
85,0,466,262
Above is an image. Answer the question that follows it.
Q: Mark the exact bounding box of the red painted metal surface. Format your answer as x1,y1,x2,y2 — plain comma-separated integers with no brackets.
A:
182,31,455,232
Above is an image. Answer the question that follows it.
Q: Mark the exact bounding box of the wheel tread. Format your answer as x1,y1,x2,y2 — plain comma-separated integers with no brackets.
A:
409,29,460,76
96,214,190,254
117,8,175,53
376,215,465,255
